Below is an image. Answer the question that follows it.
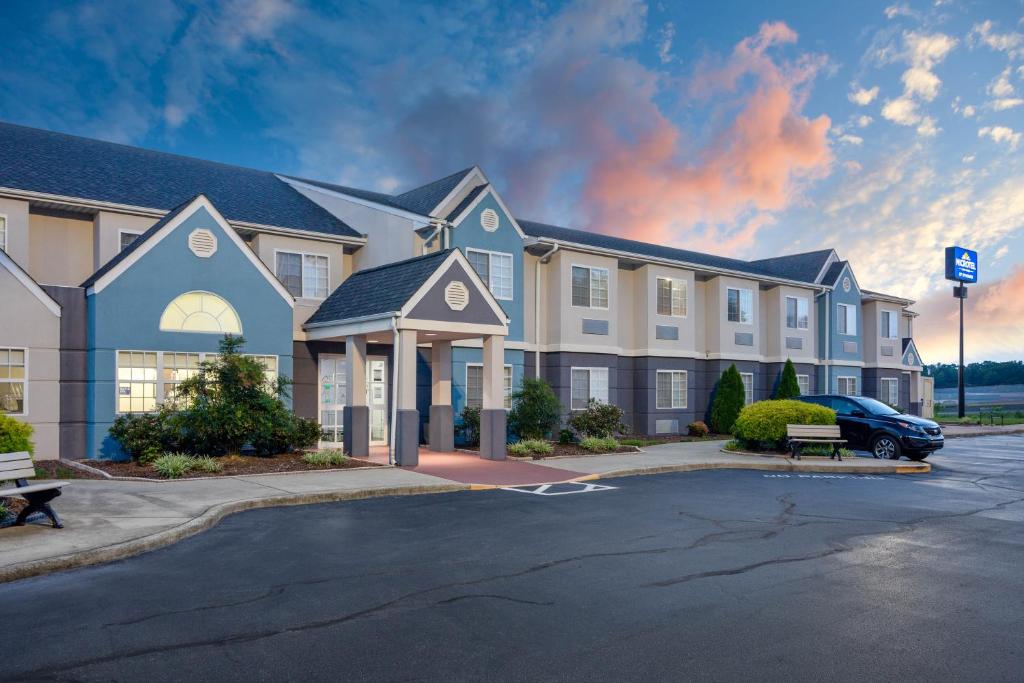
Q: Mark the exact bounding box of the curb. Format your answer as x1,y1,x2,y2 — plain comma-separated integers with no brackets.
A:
580,457,930,481
0,483,466,585
62,459,388,482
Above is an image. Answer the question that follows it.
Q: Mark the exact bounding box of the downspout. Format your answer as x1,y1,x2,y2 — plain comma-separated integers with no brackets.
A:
535,243,559,378
388,314,400,465
423,219,450,253
815,287,830,394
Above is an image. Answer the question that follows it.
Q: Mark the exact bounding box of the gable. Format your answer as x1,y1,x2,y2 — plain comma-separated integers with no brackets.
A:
0,249,61,317
902,339,922,367
450,186,526,240
405,258,507,327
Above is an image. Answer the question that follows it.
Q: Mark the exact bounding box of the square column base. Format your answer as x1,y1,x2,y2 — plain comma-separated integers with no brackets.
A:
342,406,369,458
480,409,507,460
428,405,454,452
395,409,420,467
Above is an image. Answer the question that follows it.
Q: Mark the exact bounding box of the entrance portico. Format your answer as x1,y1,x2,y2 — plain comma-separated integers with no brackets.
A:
304,249,510,466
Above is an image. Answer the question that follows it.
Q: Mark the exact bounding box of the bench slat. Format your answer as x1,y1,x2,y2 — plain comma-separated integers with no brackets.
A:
0,459,34,472
787,425,841,437
0,481,66,497
0,451,32,463
0,467,38,482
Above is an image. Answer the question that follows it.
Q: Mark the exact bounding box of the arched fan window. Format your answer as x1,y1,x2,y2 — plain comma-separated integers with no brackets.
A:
159,291,242,334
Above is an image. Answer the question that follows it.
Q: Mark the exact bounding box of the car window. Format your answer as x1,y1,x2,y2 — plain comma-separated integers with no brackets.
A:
830,398,859,415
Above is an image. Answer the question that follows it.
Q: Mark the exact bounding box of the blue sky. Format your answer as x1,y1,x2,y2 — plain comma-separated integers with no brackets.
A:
1,0,1022,362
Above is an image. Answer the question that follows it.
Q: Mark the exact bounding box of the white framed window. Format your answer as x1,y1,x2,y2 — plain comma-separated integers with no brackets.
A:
570,367,609,409
837,376,858,396
727,287,753,324
656,277,687,317
275,251,329,299
117,350,279,413
0,214,9,252
465,364,513,409
466,248,513,300
0,347,27,415
880,377,898,406
785,296,809,330
571,265,609,309
881,310,898,339
656,370,687,409
797,374,810,396
119,230,142,252
837,303,857,335
159,291,242,334
740,372,754,405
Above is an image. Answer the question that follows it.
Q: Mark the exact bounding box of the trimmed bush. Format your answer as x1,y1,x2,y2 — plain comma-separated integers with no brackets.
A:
508,439,554,456
732,399,836,451
558,428,575,445
189,456,223,473
568,400,627,438
710,365,745,434
579,436,619,453
508,378,562,440
507,441,533,456
302,449,349,467
0,414,33,455
460,406,481,447
152,453,194,479
775,359,801,399
687,421,709,437
109,408,178,462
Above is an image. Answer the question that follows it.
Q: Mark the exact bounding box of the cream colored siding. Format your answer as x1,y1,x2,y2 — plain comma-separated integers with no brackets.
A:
637,264,697,355
704,275,760,358
617,268,637,351
0,197,30,266
28,212,93,285
549,249,618,352
93,211,157,270
764,285,816,362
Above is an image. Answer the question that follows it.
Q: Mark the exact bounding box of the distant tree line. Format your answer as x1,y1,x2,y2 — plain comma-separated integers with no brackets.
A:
925,361,1024,388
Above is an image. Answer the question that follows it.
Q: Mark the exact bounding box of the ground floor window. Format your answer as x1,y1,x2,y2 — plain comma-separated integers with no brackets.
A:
571,367,609,409
0,347,26,415
837,376,858,396
116,350,279,413
880,377,898,406
797,374,810,396
319,356,347,444
656,370,687,409
740,372,754,405
466,364,513,409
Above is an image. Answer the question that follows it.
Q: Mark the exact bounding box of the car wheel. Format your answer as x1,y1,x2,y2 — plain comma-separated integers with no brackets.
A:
871,434,901,460
907,452,928,461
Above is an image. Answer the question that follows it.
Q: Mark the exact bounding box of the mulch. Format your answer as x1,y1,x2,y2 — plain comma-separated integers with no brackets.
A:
81,452,383,480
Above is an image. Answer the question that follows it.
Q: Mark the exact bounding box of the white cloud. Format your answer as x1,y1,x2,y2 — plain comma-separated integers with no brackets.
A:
962,104,976,117
876,32,956,137
916,116,939,137
961,154,975,163
657,22,675,64
884,4,916,19
904,31,957,70
856,115,873,128
839,134,864,145
987,68,1015,98
978,125,1023,150
951,96,976,117
844,160,863,173
969,20,1024,58
992,98,1024,111
881,96,920,125
995,245,1009,259
902,67,941,100
848,85,879,105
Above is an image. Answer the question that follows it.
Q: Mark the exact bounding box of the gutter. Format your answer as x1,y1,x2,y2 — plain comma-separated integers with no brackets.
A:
303,312,398,331
534,243,559,378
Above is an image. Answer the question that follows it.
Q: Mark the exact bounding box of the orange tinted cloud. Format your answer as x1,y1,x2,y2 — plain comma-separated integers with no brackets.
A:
581,21,832,251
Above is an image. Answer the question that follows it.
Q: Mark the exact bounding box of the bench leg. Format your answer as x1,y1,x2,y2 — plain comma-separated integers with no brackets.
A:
791,444,801,461
13,489,64,529
832,444,842,462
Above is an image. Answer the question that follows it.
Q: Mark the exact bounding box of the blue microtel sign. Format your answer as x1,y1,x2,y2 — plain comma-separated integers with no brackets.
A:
945,246,978,283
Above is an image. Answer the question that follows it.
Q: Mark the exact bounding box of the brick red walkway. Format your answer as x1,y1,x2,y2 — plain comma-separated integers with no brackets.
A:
367,447,587,486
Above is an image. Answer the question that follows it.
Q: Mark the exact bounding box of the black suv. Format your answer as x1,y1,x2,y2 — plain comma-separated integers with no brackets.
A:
797,395,944,461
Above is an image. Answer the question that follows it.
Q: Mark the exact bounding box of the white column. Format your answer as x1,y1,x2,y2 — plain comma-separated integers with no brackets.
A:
431,341,452,406
346,335,367,406
397,329,418,410
482,334,505,410
394,329,420,466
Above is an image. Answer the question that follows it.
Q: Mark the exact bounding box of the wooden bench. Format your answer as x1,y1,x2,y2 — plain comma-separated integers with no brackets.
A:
786,425,846,461
0,452,68,529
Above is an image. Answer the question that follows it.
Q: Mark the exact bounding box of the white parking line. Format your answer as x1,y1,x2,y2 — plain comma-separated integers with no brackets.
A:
762,474,889,480
502,482,619,496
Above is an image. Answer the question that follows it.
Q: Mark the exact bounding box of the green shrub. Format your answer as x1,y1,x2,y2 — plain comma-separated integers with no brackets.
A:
507,441,533,456
558,428,575,445
723,440,743,452
710,365,746,434
579,436,620,452
0,414,34,455
460,405,481,447
189,456,223,473
568,400,627,438
620,438,659,447
775,359,801,399
302,449,349,467
508,378,562,440
687,421,709,437
152,453,194,479
732,399,836,451
108,408,178,461
521,439,553,455
0,498,8,519
799,444,854,458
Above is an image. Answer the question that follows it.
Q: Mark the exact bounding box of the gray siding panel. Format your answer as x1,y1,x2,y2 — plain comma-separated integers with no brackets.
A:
581,318,609,335
734,332,754,346
843,341,858,354
655,325,679,341
41,285,87,460
785,336,803,350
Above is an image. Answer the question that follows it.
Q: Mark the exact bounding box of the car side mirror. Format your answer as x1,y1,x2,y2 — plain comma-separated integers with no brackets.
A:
851,410,866,418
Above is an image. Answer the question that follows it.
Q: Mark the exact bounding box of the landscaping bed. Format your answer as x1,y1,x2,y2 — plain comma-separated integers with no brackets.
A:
619,434,730,447
507,442,641,459
81,452,382,480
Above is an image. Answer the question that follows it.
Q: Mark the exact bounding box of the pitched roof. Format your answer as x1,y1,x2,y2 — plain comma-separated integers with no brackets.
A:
0,121,361,239
446,183,488,221
518,219,825,283
306,249,453,325
289,167,476,218
81,195,197,288
0,247,61,317
749,249,835,283
822,261,848,285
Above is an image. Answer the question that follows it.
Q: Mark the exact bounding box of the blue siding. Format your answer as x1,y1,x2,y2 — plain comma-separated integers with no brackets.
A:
829,263,862,363
451,346,525,445
450,191,525,342
819,365,863,394
86,205,294,459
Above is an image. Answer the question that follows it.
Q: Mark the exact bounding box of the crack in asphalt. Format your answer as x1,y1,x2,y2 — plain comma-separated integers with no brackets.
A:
436,594,554,606
643,546,850,588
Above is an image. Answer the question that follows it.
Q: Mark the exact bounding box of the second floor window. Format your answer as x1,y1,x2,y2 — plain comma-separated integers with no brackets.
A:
571,265,609,309
467,249,513,300
119,231,141,252
727,287,753,324
837,303,857,335
881,310,898,339
657,277,687,317
786,296,809,329
276,251,328,299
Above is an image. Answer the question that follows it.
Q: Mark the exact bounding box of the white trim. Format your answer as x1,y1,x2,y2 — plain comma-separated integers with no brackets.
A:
465,247,514,301
836,375,859,396
739,372,754,405
88,195,295,307
832,262,862,294
465,362,514,410
837,302,857,336
0,212,7,252
448,185,528,239
118,229,143,252
0,249,61,317
569,366,610,409
280,175,434,224
655,369,688,409
400,249,510,326
158,290,244,335
879,376,899,405
813,250,839,284
796,373,810,395
306,315,397,340
880,308,899,340
273,248,331,301
861,289,914,306
570,263,610,310
784,295,809,330
0,346,28,417
430,166,485,218
726,287,754,325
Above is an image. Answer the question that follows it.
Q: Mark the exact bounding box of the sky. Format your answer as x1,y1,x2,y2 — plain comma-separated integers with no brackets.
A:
0,0,1022,363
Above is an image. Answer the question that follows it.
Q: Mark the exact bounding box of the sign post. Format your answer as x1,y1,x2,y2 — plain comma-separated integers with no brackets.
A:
944,246,978,419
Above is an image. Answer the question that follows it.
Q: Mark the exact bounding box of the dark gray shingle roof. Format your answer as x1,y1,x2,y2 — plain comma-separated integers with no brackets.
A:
0,121,360,239
749,249,835,283
306,249,453,325
290,167,476,218
822,261,847,285
446,184,488,221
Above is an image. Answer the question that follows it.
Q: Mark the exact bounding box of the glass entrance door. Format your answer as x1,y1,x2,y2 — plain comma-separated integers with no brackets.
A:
319,355,347,445
367,358,388,444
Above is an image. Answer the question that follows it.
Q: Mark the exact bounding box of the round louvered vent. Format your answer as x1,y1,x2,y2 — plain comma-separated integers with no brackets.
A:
480,208,499,232
188,228,218,258
842,276,851,292
445,281,470,311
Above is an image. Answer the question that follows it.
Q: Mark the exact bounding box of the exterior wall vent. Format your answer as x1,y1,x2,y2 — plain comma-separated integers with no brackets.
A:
655,325,679,341
785,336,803,350
581,318,609,335
734,332,754,346
444,281,470,311
188,228,218,258
843,341,858,354
881,345,894,357
480,208,500,232
655,419,679,434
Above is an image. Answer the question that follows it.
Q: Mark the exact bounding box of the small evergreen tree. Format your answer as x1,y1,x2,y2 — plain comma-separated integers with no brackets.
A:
775,359,801,399
710,364,746,434
508,377,562,440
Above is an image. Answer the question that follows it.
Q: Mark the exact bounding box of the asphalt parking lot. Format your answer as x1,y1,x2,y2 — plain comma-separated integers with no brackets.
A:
1,435,1022,681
